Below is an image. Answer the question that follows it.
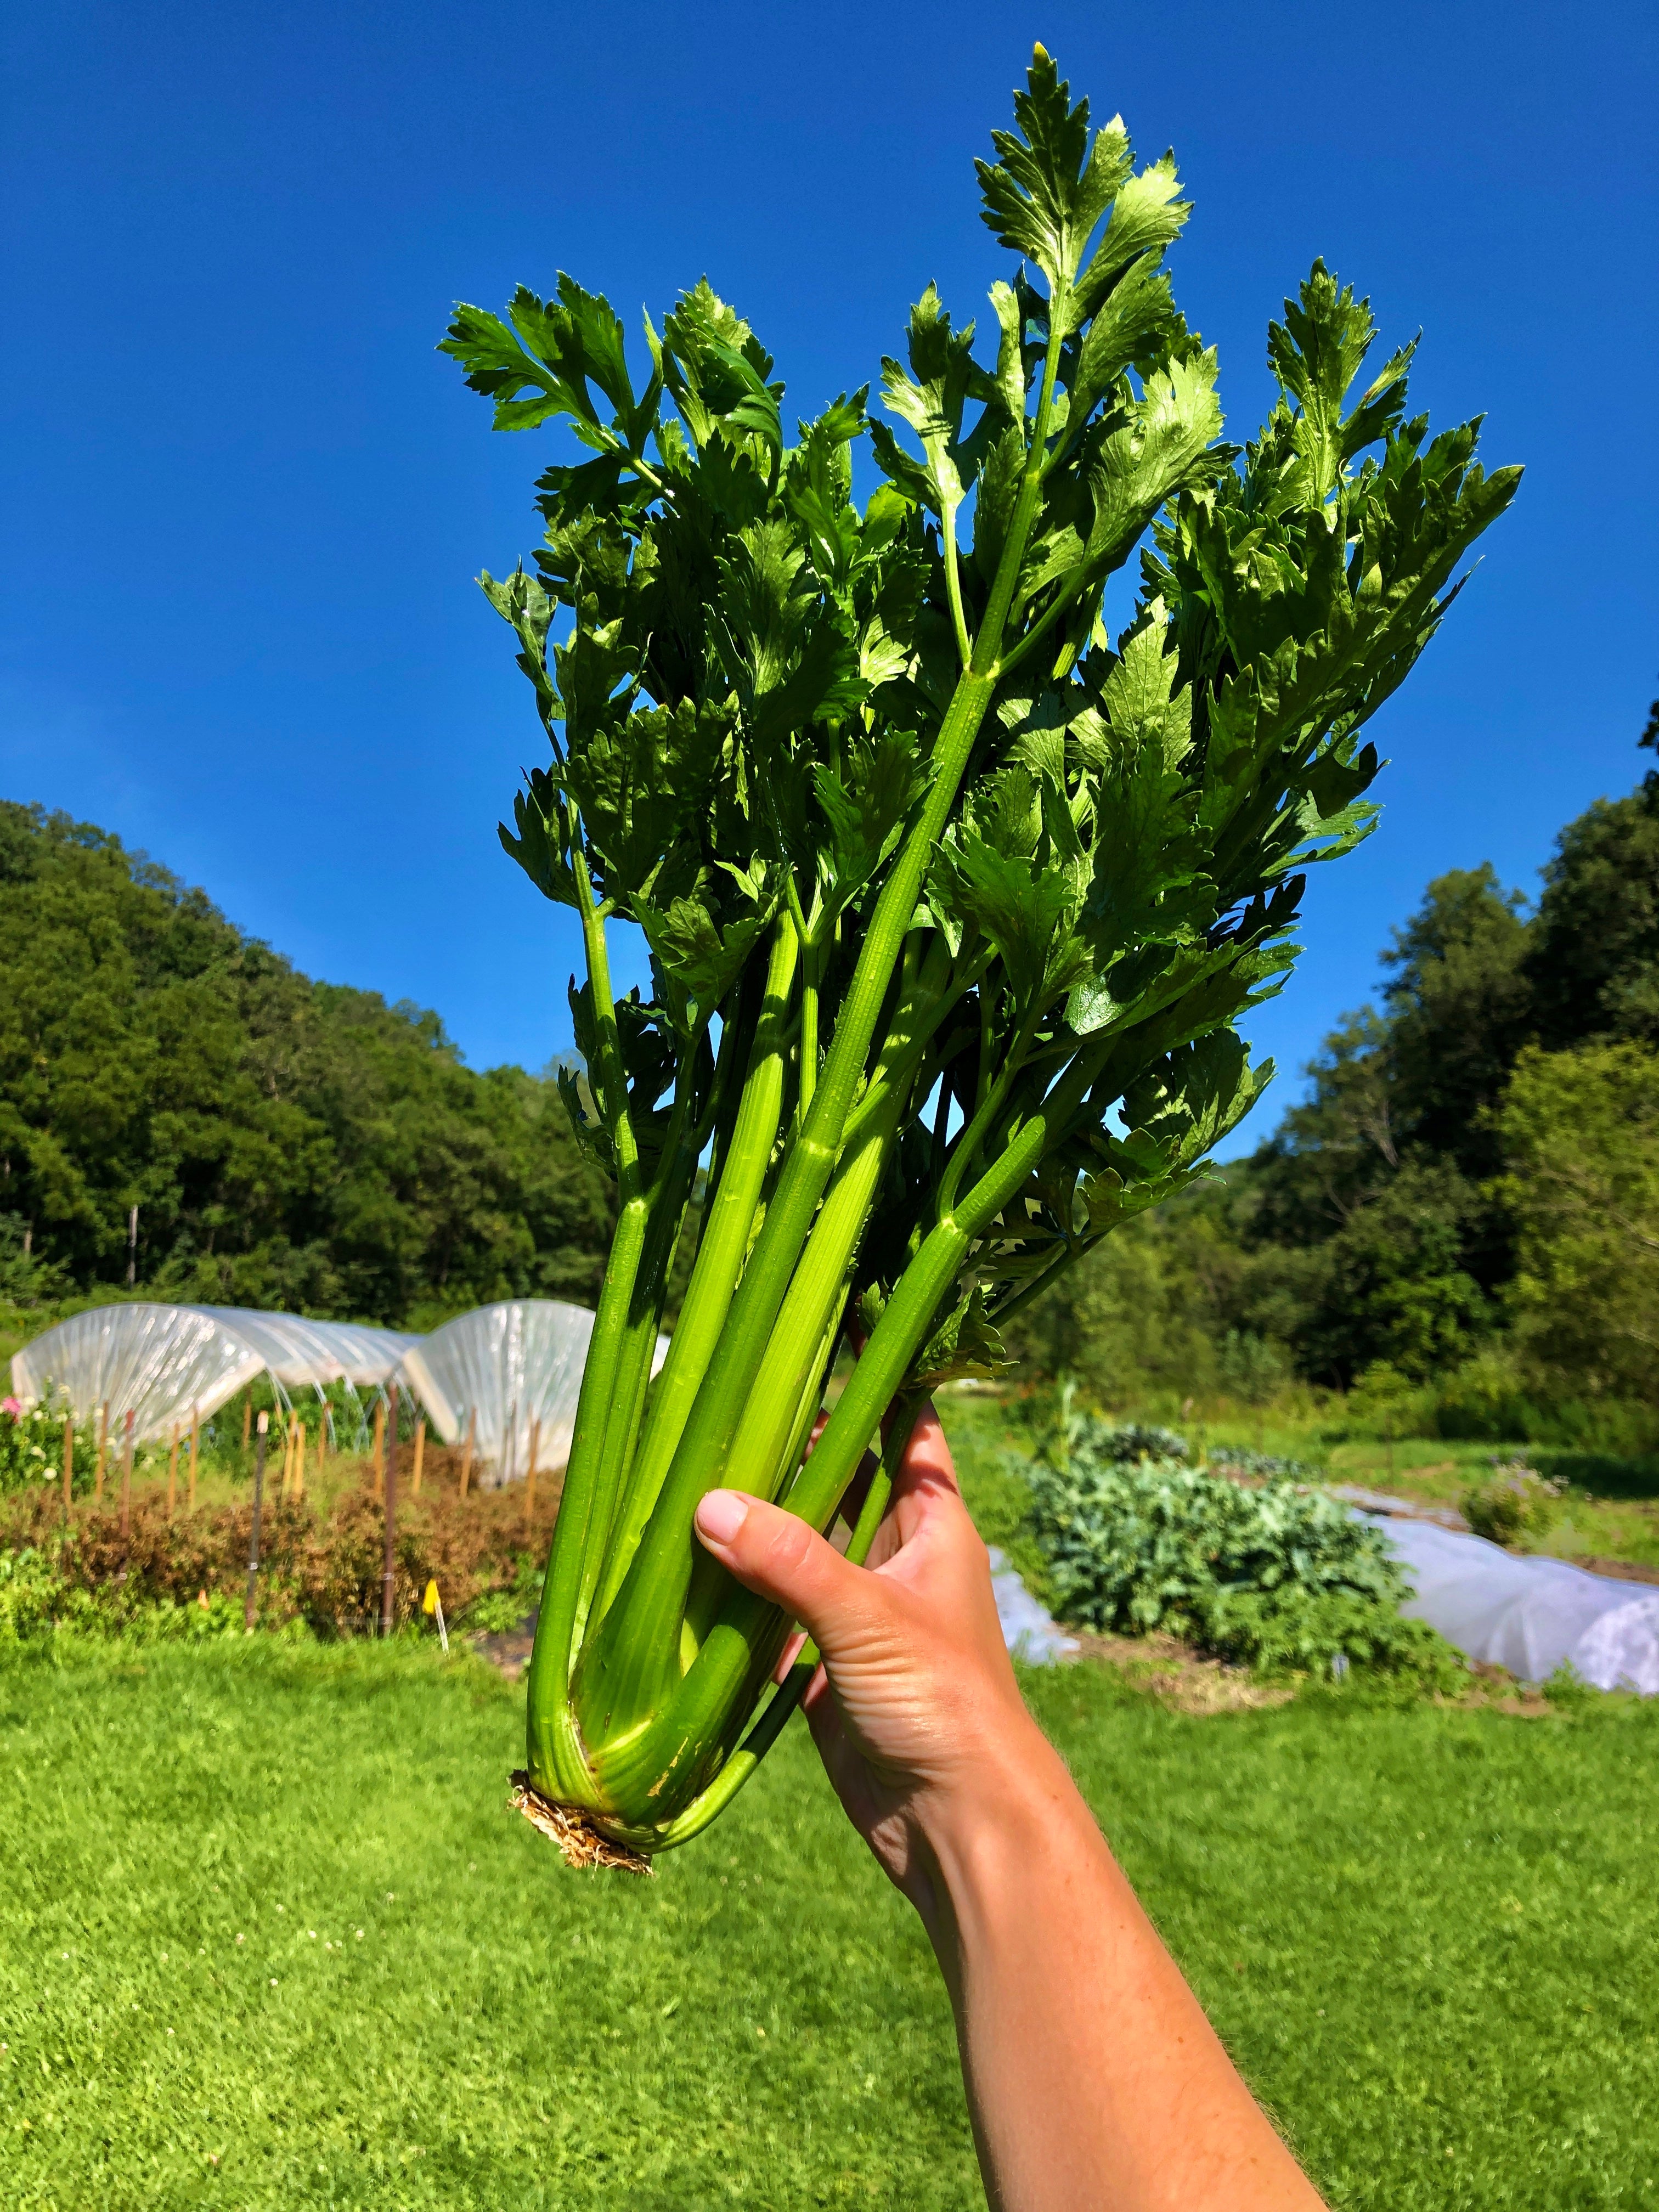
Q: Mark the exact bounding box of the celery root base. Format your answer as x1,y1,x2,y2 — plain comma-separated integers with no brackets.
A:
507,1770,654,1875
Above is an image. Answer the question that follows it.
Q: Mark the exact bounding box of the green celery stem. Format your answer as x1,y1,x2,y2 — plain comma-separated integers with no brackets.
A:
573,685,995,1737
588,917,800,1624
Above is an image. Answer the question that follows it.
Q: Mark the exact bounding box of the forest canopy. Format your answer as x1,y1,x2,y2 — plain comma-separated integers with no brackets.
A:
0,802,610,1328
1013,699,1659,1438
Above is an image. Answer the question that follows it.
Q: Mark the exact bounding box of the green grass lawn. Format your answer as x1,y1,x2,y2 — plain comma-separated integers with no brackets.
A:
1,1638,1655,2209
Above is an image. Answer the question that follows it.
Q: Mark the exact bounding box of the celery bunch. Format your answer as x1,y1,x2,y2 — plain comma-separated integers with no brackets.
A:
442,49,1516,1854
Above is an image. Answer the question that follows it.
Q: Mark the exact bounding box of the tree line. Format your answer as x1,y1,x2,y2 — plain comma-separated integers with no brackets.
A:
0,802,610,1329
1012,698,1659,1446
7,708,1658,1446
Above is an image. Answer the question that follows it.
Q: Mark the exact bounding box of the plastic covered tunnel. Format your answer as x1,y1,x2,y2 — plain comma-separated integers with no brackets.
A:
10,1303,418,1445
398,1299,668,1487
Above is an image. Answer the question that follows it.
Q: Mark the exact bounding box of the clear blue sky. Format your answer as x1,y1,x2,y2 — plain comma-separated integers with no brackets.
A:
3,1,1655,1155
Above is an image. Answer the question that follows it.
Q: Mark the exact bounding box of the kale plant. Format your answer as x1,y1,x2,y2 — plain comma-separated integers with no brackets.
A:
1025,1411,1451,1674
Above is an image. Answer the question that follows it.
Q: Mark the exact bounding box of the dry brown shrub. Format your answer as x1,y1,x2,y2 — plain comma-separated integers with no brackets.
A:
0,1463,561,1636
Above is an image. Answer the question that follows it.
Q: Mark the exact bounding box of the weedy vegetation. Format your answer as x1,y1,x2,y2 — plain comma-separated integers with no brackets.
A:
0,1459,554,1645
1461,1459,1566,1550
440,48,1517,1853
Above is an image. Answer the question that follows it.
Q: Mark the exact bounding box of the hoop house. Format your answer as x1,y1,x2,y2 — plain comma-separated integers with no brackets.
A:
9,1303,418,1445
399,1300,667,1486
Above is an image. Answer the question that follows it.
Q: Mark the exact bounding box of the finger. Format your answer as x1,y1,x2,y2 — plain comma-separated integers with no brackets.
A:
833,1446,880,1538
694,1489,882,1654
884,1400,978,1550
889,1399,957,1503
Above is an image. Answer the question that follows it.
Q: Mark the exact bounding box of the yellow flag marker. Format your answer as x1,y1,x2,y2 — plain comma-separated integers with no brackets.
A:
422,1577,449,1654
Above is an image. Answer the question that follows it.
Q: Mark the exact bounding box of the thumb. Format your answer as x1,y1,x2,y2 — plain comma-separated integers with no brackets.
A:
695,1488,877,1654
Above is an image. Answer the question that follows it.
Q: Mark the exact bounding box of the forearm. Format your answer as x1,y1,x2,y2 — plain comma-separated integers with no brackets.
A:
917,1718,1325,2212
692,1435,1325,2210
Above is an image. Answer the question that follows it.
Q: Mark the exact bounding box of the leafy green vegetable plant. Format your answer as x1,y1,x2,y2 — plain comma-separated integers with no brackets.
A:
0,1548,249,1647
442,48,1516,1854
1022,1414,1459,1683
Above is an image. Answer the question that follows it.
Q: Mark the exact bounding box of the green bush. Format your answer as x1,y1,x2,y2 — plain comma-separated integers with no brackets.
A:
454,1553,542,1634
0,1395,74,1496
1426,1348,1548,1442
1334,1360,1435,1443
0,1547,249,1646
1426,1347,1658,1454
1022,1415,1463,1685
0,1547,61,1639
1462,1460,1564,1548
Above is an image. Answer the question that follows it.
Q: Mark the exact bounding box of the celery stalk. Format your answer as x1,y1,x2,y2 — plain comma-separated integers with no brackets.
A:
442,47,1517,1851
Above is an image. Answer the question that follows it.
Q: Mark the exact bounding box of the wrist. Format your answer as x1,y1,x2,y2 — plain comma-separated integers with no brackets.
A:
910,1712,1110,1979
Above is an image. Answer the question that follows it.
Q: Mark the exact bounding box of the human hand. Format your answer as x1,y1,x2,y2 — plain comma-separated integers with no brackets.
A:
692,1403,1054,1931
697,1406,1328,2212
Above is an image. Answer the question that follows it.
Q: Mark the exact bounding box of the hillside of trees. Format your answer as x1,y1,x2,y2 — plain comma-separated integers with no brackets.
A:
1014,698,1659,1448
7,706,1658,1448
0,802,610,1330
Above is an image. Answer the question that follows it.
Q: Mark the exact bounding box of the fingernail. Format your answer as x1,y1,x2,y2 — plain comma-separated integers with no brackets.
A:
695,1489,749,1545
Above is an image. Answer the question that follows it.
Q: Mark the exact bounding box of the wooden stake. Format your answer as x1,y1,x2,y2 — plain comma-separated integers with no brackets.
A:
62,1415,74,1515
525,1415,540,1538
245,1413,268,1628
381,1384,399,1638
188,1409,200,1511
95,1402,109,1504
293,1417,306,1503
411,1415,426,1497
241,1396,252,1449
167,1424,179,1514
119,1408,135,1542
459,1408,475,1499
372,1401,386,1499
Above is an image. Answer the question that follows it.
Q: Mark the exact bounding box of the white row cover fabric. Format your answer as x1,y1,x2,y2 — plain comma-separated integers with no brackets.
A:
10,1303,418,1444
1378,1516,1659,1695
986,1547,1077,1664
397,1299,668,1485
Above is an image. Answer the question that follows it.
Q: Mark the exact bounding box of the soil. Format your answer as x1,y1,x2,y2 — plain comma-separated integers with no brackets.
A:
1576,1555,1659,1587
1448,1662,1552,1718
471,1607,1570,1725
1062,1628,1556,1717
475,1609,538,1680
1057,1626,1297,1714
472,1604,1294,1715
